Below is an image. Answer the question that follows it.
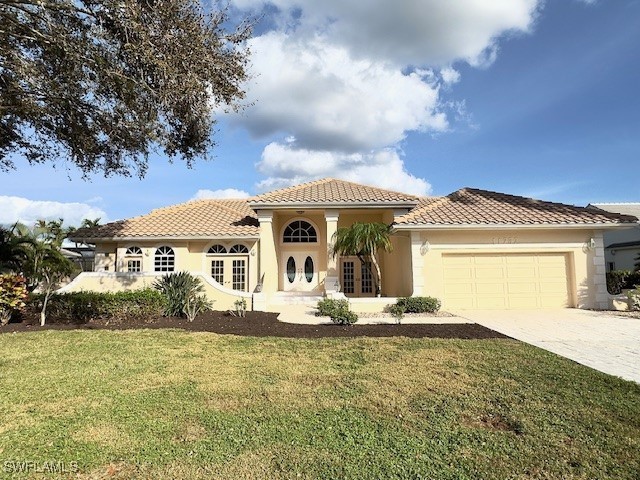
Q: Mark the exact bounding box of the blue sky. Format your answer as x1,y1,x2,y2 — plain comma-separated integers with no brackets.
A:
1,0,639,226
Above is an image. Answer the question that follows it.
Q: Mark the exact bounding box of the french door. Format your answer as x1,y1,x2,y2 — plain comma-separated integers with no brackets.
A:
209,256,248,291
340,257,375,297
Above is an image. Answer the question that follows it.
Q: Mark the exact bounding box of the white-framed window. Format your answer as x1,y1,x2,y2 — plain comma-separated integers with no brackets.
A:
125,246,143,273
211,259,224,284
283,220,317,243
127,259,142,272
208,244,227,254
154,246,175,272
608,262,616,272
229,244,249,254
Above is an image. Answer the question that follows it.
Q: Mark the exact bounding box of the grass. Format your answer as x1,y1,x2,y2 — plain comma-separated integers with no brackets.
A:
0,329,639,479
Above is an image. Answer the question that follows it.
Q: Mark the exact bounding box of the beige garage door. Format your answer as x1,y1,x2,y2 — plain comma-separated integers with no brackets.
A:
442,253,571,309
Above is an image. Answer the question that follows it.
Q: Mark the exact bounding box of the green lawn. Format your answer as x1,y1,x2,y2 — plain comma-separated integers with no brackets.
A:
0,329,639,479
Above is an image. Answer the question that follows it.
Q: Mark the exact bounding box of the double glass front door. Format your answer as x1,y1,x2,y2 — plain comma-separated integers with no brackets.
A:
283,252,317,292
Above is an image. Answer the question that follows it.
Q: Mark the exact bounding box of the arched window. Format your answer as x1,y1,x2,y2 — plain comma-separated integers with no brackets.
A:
207,244,227,254
125,246,142,272
283,220,317,243
125,246,142,256
154,246,175,272
229,244,249,254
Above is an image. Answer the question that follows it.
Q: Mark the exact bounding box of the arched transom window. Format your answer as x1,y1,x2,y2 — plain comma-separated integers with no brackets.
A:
154,246,175,272
229,244,249,254
283,220,317,243
207,244,227,254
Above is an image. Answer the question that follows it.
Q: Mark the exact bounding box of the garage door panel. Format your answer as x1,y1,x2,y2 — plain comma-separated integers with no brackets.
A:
475,267,505,279
507,282,538,294
442,253,571,310
445,297,475,309
474,256,502,264
443,268,473,280
505,256,536,265
475,283,505,294
539,282,568,293
444,283,474,294
539,266,567,277
477,297,508,309
508,267,537,278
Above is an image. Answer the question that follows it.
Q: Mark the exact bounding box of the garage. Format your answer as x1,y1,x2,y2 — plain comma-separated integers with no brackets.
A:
442,253,572,309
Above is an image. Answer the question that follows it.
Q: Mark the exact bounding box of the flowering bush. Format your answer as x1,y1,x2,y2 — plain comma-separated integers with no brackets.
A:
0,274,28,326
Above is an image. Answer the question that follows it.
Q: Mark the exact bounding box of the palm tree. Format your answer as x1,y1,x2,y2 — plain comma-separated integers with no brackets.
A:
0,224,33,273
332,222,393,297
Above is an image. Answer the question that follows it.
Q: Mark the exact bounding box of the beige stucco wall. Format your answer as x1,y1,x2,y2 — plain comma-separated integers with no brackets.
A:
412,228,605,309
58,272,253,311
99,239,258,292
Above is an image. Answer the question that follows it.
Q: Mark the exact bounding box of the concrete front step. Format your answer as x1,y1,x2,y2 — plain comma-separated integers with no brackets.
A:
268,292,324,305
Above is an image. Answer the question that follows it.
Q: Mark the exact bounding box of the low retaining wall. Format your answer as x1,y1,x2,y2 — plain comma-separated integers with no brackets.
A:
57,272,253,311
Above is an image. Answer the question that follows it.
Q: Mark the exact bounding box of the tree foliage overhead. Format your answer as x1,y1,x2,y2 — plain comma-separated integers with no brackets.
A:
0,0,251,177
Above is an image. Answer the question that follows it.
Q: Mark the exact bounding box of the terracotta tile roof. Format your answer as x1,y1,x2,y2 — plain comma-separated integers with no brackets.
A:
589,203,640,220
70,199,259,240
249,178,419,206
395,188,638,226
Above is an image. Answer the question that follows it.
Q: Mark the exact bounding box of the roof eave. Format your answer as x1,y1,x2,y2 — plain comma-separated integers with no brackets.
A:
392,222,637,231
68,234,261,243
249,201,418,210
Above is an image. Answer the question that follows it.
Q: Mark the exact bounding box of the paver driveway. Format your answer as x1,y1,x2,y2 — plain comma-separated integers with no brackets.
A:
455,309,640,383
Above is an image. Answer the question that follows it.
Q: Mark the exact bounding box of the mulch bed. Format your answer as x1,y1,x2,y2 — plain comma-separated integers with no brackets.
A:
1,310,509,339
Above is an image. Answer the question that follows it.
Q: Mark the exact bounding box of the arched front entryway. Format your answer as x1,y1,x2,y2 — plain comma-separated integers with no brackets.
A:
280,219,320,292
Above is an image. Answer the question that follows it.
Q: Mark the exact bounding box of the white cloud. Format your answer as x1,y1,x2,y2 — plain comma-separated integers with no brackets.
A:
231,32,447,152
256,142,431,196
226,0,542,191
191,188,250,200
233,0,540,67
440,67,461,85
0,196,108,227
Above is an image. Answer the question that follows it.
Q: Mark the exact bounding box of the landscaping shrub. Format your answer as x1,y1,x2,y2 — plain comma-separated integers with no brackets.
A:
628,288,640,311
396,296,441,314
0,274,28,325
331,308,358,325
26,289,167,323
153,271,212,319
607,270,640,294
316,298,358,325
230,298,247,317
387,303,405,325
316,298,350,317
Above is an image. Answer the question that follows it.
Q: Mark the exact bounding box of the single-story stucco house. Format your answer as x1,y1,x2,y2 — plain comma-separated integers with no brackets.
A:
66,178,637,312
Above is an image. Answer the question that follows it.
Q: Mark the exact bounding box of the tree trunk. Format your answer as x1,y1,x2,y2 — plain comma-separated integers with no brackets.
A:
370,253,382,297
40,279,51,326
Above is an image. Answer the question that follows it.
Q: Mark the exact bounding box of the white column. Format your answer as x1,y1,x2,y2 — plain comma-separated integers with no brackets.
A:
410,231,425,296
592,231,609,309
325,210,340,297
254,210,276,311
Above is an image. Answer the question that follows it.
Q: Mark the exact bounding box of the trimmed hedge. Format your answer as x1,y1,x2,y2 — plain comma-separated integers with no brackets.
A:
26,289,167,323
396,296,441,314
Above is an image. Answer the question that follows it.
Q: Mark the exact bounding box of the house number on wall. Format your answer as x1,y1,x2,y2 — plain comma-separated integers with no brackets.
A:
492,237,517,244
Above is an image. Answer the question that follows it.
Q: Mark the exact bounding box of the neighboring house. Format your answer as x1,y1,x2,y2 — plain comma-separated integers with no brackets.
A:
588,203,640,272
66,178,637,311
